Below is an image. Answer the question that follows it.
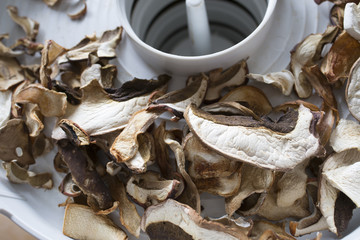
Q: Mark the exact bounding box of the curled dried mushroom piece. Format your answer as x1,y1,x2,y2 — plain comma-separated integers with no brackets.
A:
7,5,39,41
185,104,324,170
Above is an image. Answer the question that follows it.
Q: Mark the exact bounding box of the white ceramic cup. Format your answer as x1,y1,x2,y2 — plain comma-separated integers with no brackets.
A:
117,0,277,76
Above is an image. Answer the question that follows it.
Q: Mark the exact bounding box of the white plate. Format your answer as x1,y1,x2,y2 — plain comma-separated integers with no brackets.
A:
0,0,359,240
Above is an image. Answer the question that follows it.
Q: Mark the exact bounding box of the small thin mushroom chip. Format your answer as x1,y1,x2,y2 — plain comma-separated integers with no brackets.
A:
225,164,274,216
193,166,242,197
6,6,39,41
346,57,360,121
250,220,295,240
57,139,113,210
52,77,167,140
107,176,141,238
0,40,23,57
110,109,161,163
220,85,272,116
164,131,201,213
59,119,91,146
0,56,25,90
184,132,241,179
11,38,44,56
323,31,360,84
200,59,248,102
344,2,360,40
124,132,156,173
15,84,67,117
0,90,12,128
141,199,249,240
42,0,59,7
329,119,360,152
247,70,295,96
2,161,53,189
58,27,123,63
63,203,128,240
184,104,324,171
0,119,35,165
67,0,87,20
151,75,208,112
290,25,339,98
126,171,183,208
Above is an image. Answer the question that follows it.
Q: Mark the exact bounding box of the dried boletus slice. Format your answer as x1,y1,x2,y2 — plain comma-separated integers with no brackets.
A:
323,31,360,84
2,160,53,189
290,209,328,236
52,76,168,140
184,104,324,170
80,64,117,88
67,0,87,20
247,70,295,96
329,119,360,152
151,75,208,112
184,132,240,179
141,199,249,240
57,139,113,210
126,171,183,208
220,85,272,116
22,103,44,137
63,203,127,240
225,164,274,216
0,90,11,128
6,6,39,41
0,39,23,57
0,56,25,90
59,173,82,197
15,84,67,117
331,4,344,29
290,25,339,98
0,119,35,165
59,119,91,146
346,58,360,121
344,2,360,40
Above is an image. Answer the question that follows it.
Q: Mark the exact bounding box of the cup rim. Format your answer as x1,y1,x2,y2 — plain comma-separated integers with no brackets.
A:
118,0,278,60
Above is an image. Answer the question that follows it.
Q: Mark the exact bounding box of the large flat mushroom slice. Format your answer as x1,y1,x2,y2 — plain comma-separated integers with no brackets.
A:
346,57,360,121
184,104,324,171
141,199,249,240
63,203,128,240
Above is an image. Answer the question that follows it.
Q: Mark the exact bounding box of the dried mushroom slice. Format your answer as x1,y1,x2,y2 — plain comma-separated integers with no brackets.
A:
250,220,295,240
52,77,167,140
0,90,12,128
7,6,39,41
193,167,242,197
331,5,344,29
153,121,172,179
58,27,123,63
274,100,320,112
57,139,113,210
124,132,155,173
201,102,260,121
247,70,295,96
67,0,87,20
126,171,183,208
15,84,67,117
346,58,360,121
220,85,272,116
107,176,141,238
329,119,360,152
2,161,53,189
164,131,201,213
42,0,59,7
110,109,161,163
141,199,249,240
0,119,34,165
344,3,360,40
184,132,241,179
23,103,44,137
59,173,82,197
290,212,328,237
184,104,323,170
0,56,25,90
81,64,117,88
208,216,253,237
290,25,339,98
225,164,274,216
151,75,208,113
63,203,127,240
11,38,44,56
0,39,23,57
59,119,91,146
323,31,360,84
202,59,248,102
322,149,360,207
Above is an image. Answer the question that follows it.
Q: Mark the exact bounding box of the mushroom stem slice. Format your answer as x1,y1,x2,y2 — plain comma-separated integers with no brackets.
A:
184,104,324,171
247,70,295,96
141,199,249,240
63,203,128,240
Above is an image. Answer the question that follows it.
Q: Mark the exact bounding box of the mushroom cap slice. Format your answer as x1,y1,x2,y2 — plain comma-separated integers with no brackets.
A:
344,2,360,40
346,57,360,121
126,171,183,208
141,199,249,240
63,203,127,240
184,104,323,170
247,70,295,96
